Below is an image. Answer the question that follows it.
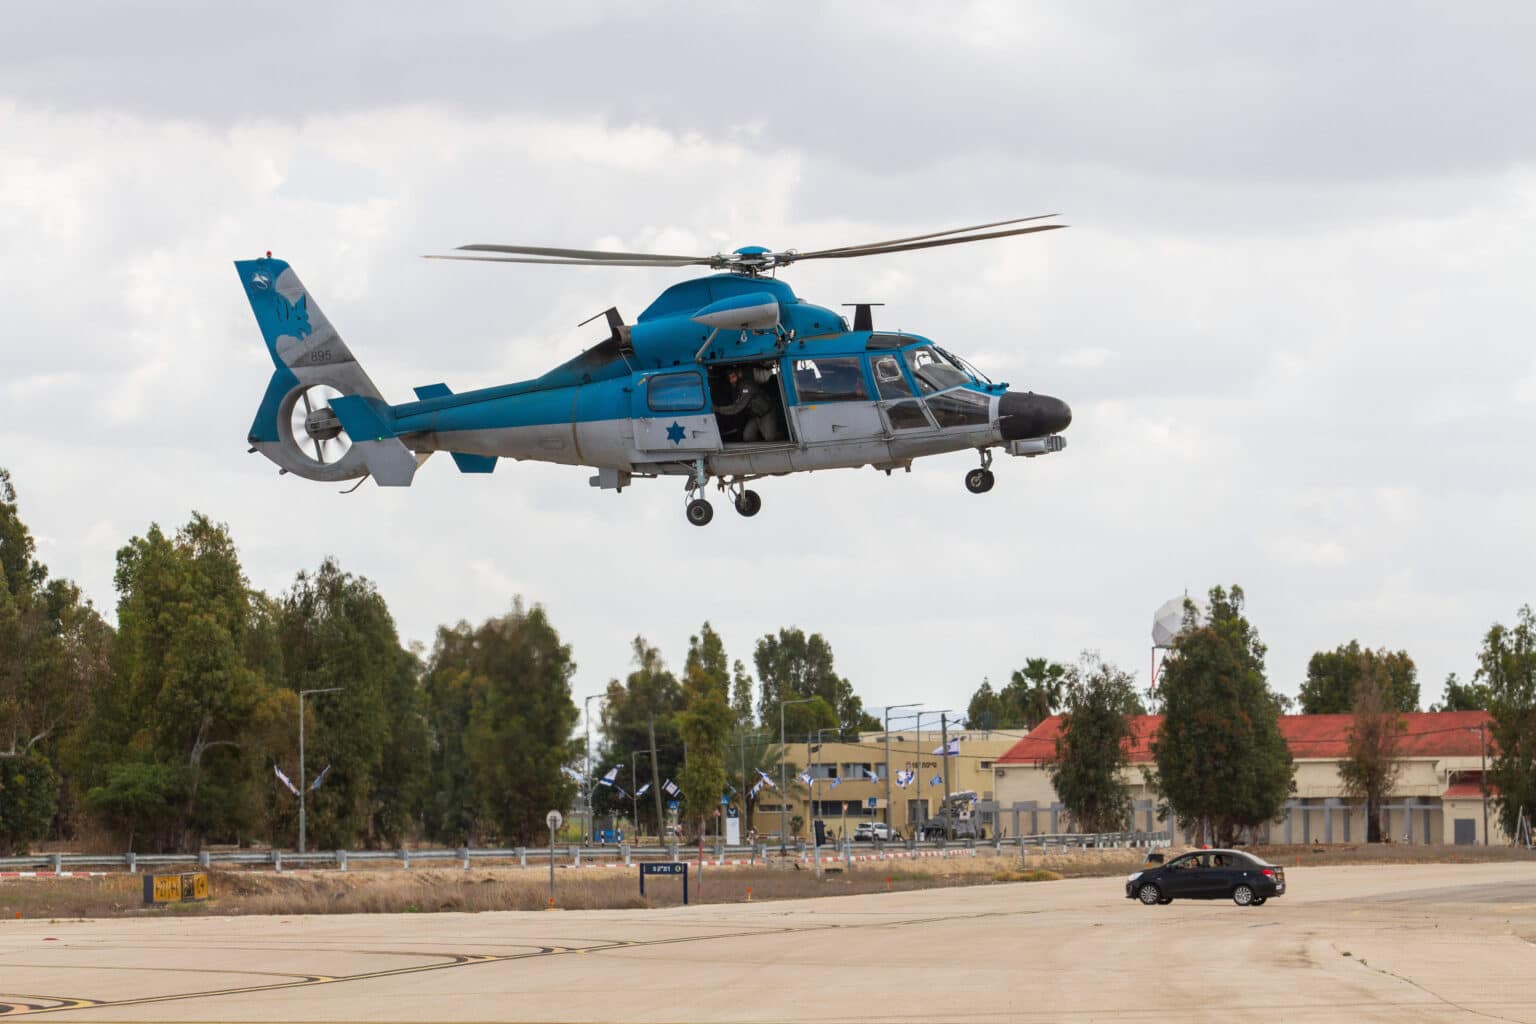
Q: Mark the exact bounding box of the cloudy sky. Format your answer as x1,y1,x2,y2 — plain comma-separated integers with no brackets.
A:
3,1,1533,722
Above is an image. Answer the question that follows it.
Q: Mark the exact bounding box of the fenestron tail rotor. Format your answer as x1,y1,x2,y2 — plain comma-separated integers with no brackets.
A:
425,215,1065,276
291,385,351,469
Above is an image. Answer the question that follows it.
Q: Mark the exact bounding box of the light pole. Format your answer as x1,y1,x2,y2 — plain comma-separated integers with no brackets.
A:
912,709,950,839
583,694,603,844
779,697,814,852
298,687,343,854
884,704,919,832
811,725,839,843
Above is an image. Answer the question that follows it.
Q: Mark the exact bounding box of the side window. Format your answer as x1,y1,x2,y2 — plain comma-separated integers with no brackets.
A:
869,354,914,400
885,402,931,430
793,357,869,403
927,389,990,427
647,372,704,412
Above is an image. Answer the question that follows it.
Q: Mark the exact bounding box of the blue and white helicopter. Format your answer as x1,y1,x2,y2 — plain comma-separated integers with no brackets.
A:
236,217,1073,525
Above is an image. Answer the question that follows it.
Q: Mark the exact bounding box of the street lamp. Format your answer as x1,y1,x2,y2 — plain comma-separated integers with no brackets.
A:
884,703,920,831
298,687,343,854
584,694,604,844
779,697,815,852
912,709,951,839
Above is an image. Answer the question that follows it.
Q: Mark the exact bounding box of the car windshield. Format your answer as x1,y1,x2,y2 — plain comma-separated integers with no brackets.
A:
904,346,969,393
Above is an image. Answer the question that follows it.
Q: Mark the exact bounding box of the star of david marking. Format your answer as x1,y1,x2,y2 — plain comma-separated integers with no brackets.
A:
665,421,687,445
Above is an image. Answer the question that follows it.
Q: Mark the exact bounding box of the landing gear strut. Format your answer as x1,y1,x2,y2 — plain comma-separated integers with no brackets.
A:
965,449,995,494
684,466,764,524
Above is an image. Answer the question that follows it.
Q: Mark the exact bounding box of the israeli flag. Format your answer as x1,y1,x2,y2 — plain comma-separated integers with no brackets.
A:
749,778,765,797
598,767,618,788
273,764,299,796
931,738,960,757
895,769,914,788
864,768,881,782
930,773,944,787
798,770,814,786
755,768,777,789
310,764,331,791
561,765,584,782
662,779,680,797
635,782,651,798
828,776,841,789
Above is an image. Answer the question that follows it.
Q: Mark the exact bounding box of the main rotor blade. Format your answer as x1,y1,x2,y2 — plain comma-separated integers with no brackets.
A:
795,223,1066,261
802,215,1058,257
458,243,708,263
425,253,709,267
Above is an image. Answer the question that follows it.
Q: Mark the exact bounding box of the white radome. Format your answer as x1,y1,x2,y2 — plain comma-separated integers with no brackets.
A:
1152,595,1206,648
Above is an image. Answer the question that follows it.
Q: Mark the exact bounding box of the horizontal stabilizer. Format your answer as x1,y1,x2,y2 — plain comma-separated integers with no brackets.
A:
413,383,453,400
450,453,497,474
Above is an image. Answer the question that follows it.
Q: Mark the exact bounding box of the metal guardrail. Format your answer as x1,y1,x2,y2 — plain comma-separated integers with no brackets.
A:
0,831,1171,874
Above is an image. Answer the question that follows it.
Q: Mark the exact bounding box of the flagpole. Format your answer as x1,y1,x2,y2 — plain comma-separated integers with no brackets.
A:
297,687,342,854
942,712,952,841
884,704,918,835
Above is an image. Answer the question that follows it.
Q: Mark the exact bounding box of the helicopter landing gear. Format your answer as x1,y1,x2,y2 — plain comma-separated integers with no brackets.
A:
966,450,996,494
686,498,714,526
965,469,995,493
734,489,762,517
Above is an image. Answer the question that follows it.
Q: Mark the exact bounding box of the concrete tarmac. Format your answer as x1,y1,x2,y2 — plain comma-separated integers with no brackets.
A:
1,861,1533,1022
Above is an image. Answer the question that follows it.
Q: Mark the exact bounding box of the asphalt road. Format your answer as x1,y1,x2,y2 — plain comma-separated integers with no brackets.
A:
1,861,1533,1023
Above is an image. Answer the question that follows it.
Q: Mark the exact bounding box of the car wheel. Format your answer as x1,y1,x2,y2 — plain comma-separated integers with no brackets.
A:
1232,884,1255,906
1251,897,1266,906
1137,883,1162,905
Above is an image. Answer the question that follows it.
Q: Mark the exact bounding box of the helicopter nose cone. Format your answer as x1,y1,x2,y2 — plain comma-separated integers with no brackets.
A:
997,391,1072,440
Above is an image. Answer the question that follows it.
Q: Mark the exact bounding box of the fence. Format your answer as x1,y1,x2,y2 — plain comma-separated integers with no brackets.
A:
0,831,1171,875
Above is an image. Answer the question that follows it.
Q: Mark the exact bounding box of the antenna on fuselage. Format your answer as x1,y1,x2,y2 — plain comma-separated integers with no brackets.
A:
842,303,885,332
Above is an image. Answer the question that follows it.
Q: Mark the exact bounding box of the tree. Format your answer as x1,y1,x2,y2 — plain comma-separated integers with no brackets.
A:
0,749,58,855
1478,605,1536,838
81,514,271,850
420,602,578,845
1337,656,1404,842
678,624,734,839
1004,658,1070,729
1149,586,1294,845
966,679,1004,730
1430,673,1490,712
595,637,685,837
724,730,802,836
0,469,113,841
1048,654,1137,833
274,559,428,848
1299,641,1419,714
753,628,879,737
730,660,755,729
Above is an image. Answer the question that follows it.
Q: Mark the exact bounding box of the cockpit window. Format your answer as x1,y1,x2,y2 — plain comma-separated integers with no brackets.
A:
869,354,914,400
792,357,869,403
905,347,968,393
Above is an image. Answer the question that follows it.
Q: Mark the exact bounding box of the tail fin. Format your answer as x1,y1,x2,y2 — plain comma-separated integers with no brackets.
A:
234,256,417,486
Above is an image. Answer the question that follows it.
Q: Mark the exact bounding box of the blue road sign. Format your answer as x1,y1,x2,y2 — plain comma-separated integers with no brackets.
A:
639,861,689,904
668,800,680,811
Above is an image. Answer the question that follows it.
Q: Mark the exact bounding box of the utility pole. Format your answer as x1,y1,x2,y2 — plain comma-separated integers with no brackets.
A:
1480,721,1490,846
779,698,814,852
648,716,664,848
294,687,340,859
942,713,953,841
583,694,602,845
884,704,918,832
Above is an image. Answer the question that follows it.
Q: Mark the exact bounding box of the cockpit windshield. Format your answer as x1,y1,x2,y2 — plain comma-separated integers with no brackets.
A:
936,346,992,385
904,346,969,393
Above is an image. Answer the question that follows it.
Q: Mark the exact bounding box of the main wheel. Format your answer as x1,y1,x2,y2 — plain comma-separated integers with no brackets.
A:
1232,884,1255,906
686,498,714,526
1251,896,1267,906
1137,883,1162,905
735,489,762,517
964,468,995,494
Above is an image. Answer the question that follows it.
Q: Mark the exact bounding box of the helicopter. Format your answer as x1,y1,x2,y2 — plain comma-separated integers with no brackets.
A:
235,216,1073,525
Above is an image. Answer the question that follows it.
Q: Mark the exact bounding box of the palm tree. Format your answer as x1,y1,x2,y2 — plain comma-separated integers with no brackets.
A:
726,730,807,840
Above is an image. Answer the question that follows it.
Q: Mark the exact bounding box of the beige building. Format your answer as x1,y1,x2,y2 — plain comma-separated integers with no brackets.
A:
753,729,1022,841
993,710,1501,845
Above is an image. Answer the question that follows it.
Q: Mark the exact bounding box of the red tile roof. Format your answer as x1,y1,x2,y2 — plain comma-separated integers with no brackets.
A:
997,710,1493,765
1443,781,1496,799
